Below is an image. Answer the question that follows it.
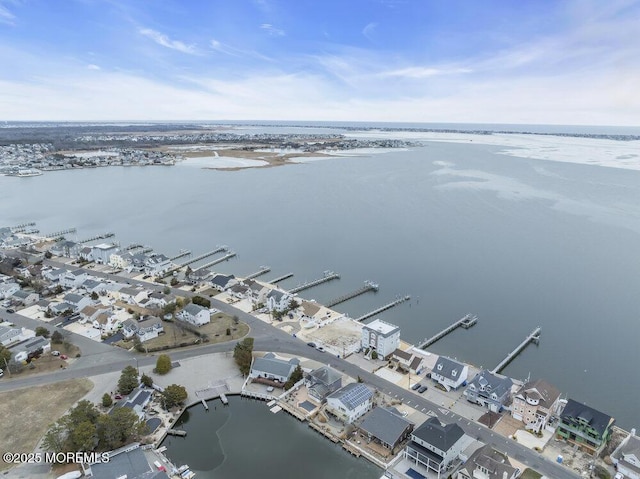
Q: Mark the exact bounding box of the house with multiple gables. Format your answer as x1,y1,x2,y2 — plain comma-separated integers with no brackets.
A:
49,239,81,258
249,352,299,383
391,348,424,375
455,444,520,479
266,288,294,312
463,370,513,413
0,282,19,300
210,273,237,292
186,267,211,285
62,292,92,312
556,398,615,455
0,323,30,346
431,356,469,391
145,292,176,309
404,416,473,478
11,289,39,306
42,267,68,282
177,303,210,326
10,336,51,362
305,366,342,403
60,269,88,289
144,254,172,276
358,406,414,452
242,278,268,303
325,382,374,424
511,378,561,433
122,316,164,342
611,428,640,479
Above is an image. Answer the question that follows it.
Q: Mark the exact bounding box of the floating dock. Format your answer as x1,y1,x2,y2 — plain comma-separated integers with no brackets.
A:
167,429,187,437
491,327,541,374
289,271,340,294
418,314,478,349
44,227,76,239
170,249,191,261
78,232,115,244
201,399,208,411
355,295,411,322
245,266,271,280
326,281,379,308
194,252,236,271
220,393,228,405
268,272,294,284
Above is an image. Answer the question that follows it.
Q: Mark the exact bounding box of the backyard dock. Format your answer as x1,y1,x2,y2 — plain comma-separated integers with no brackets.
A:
193,252,237,271
10,222,36,233
355,295,411,322
418,314,478,349
78,232,115,243
245,266,271,280
289,271,340,294
491,327,541,374
167,429,187,437
44,227,76,239
170,249,191,261
326,281,379,307
268,272,294,284
220,393,228,405
162,246,228,277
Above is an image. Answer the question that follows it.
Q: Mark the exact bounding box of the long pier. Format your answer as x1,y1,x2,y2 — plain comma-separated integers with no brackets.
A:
491,327,541,374
418,314,478,349
289,271,340,294
179,246,228,268
326,281,379,308
193,252,237,272
167,429,187,437
125,243,143,251
10,222,36,233
170,249,191,261
268,273,294,284
355,295,411,322
78,232,115,244
245,266,271,280
45,227,76,239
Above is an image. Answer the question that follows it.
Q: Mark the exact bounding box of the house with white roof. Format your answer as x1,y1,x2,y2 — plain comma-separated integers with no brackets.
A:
325,383,373,424
144,254,171,276
91,243,119,264
177,303,210,326
612,428,640,479
60,269,89,289
431,356,468,391
62,292,92,312
0,324,28,346
361,319,401,359
0,282,20,300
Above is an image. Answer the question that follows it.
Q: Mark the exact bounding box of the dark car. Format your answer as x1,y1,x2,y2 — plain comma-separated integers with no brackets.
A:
411,383,421,391
6,308,15,314
418,385,428,393
307,342,316,348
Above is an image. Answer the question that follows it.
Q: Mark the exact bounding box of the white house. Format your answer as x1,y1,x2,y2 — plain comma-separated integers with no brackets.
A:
456,444,520,479
11,336,51,362
249,352,299,383
511,378,561,433
42,268,68,282
325,383,373,424
121,319,139,339
431,356,468,391
91,243,119,264
62,293,92,312
463,370,513,413
0,282,19,300
612,428,640,479
0,324,27,346
109,251,133,270
361,319,401,359
210,273,237,292
266,288,293,312
144,254,172,276
11,289,39,306
136,316,164,342
60,269,88,289
242,278,267,303
177,303,210,326
80,279,108,295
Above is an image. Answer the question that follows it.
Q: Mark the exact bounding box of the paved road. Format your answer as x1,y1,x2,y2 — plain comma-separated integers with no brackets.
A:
0,260,580,478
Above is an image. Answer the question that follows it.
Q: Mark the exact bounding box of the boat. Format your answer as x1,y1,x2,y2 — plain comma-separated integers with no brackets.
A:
16,169,43,177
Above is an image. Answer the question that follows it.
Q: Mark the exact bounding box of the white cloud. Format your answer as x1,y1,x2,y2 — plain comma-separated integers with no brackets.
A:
87,64,101,70
381,66,472,78
139,28,197,55
260,23,285,37
0,3,16,25
362,22,377,41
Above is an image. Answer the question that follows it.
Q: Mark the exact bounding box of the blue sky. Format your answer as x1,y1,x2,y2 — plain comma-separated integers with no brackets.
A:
1,0,639,124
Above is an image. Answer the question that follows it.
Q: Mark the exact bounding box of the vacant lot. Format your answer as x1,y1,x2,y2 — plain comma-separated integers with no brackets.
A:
0,379,93,471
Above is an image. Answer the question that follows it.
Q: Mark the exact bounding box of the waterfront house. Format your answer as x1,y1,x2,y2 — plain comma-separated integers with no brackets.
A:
361,319,401,359
108,251,132,270
242,278,267,303
62,292,92,312
60,269,88,289
228,282,251,299
326,383,373,424
358,406,414,452
404,416,473,478
136,316,163,342
91,243,119,264
144,253,171,276
456,444,519,479
10,336,51,362
463,370,513,413
0,282,20,300
266,288,293,312
49,239,81,258
249,352,299,383
210,273,237,292
611,428,640,479
391,348,425,375
177,303,210,326
112,388,153,421
305,366,343,403
556,398,615,455
511,378,561,433
431,356,468,391
186,267,211,285
11,289,39,306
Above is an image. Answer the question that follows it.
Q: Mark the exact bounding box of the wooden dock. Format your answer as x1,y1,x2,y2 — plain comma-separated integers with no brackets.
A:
44,227,76,239
78,232,115,244
170,249,191,261
220,393,228,405
289,271,340,294
245,266,271,280
355,295,410,322
491,327,541,374
162,246,228,277
326,281,379,308
194,252,236,271
268,272,294,284
167,429,187,437
201,399,208,410
418,314,478,349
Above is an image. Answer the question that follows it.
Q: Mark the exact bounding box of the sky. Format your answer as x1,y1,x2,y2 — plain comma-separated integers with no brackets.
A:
0,0,639,125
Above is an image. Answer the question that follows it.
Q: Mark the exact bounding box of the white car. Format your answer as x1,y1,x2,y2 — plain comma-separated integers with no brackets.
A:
51,350,60,356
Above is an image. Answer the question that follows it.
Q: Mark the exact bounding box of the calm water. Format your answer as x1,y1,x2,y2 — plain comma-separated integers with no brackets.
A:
161,396,380,479
1,140,639,431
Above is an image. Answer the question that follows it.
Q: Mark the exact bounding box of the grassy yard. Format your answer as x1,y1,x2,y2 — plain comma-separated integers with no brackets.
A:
520,469,542,479
0,379,93,471
4,342,81,378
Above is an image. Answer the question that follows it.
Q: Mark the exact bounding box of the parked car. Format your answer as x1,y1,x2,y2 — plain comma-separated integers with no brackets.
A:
114,394,123,400
60,354,68,360
316,346,325,353
266,386,274,392
307,342,316,348
418,385,428,393
51,350,60,356
6,308,15,313
411,383,421,391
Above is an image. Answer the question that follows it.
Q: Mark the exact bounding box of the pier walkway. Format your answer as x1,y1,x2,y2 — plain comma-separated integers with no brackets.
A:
170,249,191,261
289,271,340,294
491,327,541,374
162,246,228,277
355,295,410,322
45,227,76,239
193,252,236,272
78,232,115,244
326,281,379,308
245,266,271,280
418,314,478,349
268,272,294,284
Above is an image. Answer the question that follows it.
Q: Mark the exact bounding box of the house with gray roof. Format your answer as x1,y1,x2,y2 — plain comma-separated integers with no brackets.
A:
266,288,293,312
463,370,513,412
136,316,163,342
211,273,237,291
456,444,519,479
186,267,212,284
305,366,342,402
556,398,615,455
42,267,68,282
144,253,171,275
612,428,640,479
511,378,561,433
249,352,299,383
326,383,373,423
49,301,74,315
177,303,210,326
0,282,19,300
62,292,92,312
10,336,51,362
404,416,473,478
431,356,468,391
11,289,39,306
0,324,25,346
60,269,88,289
87,443,169,479
358,407,414,452
49,240,80,258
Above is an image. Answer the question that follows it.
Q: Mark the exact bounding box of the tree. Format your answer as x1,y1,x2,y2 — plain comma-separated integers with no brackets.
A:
64,400,100,429
163,302,177,315
155,354,172,375
51,330,64,344
0,345,11,366
233,337,254,376
70,420,97,452
141,373,153,387
163,286,171,294
42,421,67,453
97,407,147,450
285,365,304,390
90,291,99,301
161,384,188,409
102,393,113,408
170,277,179,286
132,336,145,352
192,295,211,308
371,350,378,360
288,298,300,311
35,326,50,338
117,365,139,395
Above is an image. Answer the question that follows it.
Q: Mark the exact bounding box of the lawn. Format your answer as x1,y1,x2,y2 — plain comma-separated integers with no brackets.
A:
0,379,93,471
520,468,542,479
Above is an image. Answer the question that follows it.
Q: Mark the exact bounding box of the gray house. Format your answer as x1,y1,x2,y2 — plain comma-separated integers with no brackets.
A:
249,352,299,383
305,366,342,402
358,407,414,451
456,444,519,479
463,370,513,412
